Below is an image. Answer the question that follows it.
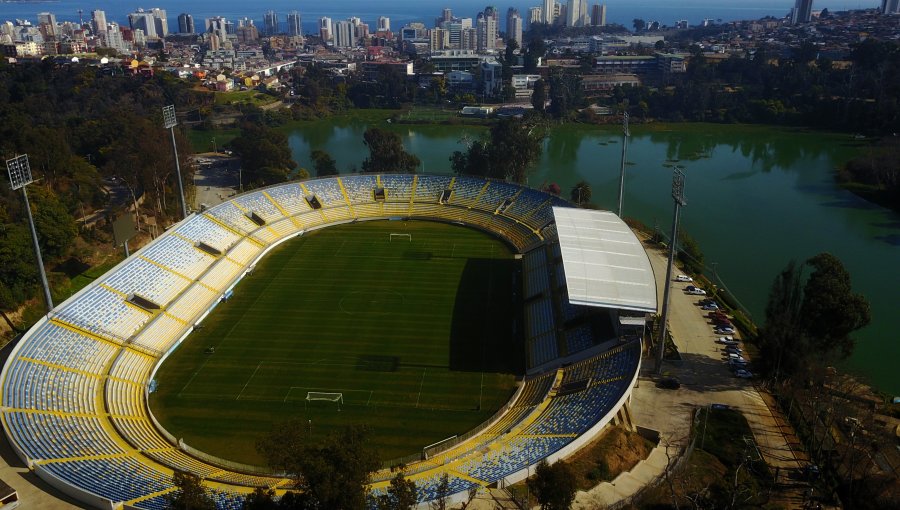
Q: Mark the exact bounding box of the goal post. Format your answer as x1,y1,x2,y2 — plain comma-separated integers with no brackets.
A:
306,392,344,405
389,233,412,242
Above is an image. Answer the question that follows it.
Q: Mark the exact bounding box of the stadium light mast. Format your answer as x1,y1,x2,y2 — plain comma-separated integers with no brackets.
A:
163,105,188,219
616,111,630,218
6,155,53,312
655,167,686,375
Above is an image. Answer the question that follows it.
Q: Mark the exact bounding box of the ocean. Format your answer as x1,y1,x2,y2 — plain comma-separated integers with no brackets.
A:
0,0,881,35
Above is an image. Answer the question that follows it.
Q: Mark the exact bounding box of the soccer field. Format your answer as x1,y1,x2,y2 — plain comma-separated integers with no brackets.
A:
149,220,523,465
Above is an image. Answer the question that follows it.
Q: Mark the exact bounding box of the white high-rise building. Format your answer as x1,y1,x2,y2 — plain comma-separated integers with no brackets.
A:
791,0,814,24
37,12,57,36
506,8,523,47
333,20,353,48
91,10,107,34
102,23,129,53
286,11,302,36
543,0,555,24
128,10,157,39
476,13,496,51
151,8,168,37
882,0,900,14
264,10,278,35
566,0,588,27
378,16,390,32
319,17,333,42
528,7,542,26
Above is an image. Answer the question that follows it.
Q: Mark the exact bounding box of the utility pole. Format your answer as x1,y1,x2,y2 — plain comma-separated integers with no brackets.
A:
6,155,53,313
163,105,188,219
655,167,686,375
617,111,630,218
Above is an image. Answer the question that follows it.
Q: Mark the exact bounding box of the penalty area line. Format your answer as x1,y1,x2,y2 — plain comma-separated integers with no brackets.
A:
236,361,262,401
415,368,427,409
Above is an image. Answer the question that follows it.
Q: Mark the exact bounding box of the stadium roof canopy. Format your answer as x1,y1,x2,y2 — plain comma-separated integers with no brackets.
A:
553,207,658,313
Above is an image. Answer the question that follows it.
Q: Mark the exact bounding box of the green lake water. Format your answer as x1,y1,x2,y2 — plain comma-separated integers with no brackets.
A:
285,116,900,396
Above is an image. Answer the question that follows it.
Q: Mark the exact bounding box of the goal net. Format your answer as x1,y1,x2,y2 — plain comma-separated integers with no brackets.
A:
306,392,344,405
389,233,412,242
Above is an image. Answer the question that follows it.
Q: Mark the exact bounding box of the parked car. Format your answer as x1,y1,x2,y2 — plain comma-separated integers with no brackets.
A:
735,369,754,379
725,347,743,355
686,288,707,296
701,303,720,311
675,275,693,282
714,326,736,335
727,353,747,363
716,335,736,343
699,298,716,306
728,359,749,369
657,377,681,390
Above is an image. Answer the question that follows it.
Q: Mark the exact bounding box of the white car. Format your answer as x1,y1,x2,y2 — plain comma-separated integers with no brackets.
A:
735,369,753,379
716,336,736,343
714,326,735,335
675,275,693,282
727,353,746,363
686,288,707,296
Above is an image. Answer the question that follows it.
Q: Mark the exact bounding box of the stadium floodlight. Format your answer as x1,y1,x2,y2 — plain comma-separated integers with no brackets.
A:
616,111,630,218
655,167,686,375
6,154,53,312
162,105,188,219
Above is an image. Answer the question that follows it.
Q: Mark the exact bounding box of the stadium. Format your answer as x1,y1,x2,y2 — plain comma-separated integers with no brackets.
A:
0,174,657,509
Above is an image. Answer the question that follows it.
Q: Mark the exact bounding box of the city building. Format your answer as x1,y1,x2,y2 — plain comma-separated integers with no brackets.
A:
528,7,543,26
476,13,497,51
151,8,168,37
882,0,900,14
543,0,555,24
286,11,302,37
319,17,332,42
91,10,107,35
567,0,588,27
177,13,194,34
378,16,390,32
591,4,607,26
128,10,157,39
101,23,129,54
37,12,57,37
264,10,278,36
334,20,353,48
506,8,523,47
236,23,258,43
792,0,814,24
430,28,450,51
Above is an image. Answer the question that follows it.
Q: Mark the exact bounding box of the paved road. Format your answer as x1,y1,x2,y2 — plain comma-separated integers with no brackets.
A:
629,240,809,508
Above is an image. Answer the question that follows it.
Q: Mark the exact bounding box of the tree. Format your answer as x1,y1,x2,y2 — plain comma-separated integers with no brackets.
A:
310,149,338,177
361,128,420,174
531,79,547,113
258,424,380,510
242,487,278,510
230,121,297,187
527,460,577,510
29,186,78,260
757,253,870,381
570,180,592,205
164,471,216,510
798,253,871,359
429,473,451,510
451,119,544,184
374,471,418,510
632,19,646,32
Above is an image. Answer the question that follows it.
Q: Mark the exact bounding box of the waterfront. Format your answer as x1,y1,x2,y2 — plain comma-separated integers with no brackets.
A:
286,117,900,396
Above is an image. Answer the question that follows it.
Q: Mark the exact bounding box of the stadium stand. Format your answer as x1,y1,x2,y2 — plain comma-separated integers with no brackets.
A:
0,175,644,510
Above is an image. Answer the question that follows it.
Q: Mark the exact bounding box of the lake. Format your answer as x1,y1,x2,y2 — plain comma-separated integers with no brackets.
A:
285,116,900,396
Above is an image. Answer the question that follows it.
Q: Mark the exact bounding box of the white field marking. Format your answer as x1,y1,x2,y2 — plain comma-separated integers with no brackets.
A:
178,356,212,397
415,368,427,408
235,361,263,401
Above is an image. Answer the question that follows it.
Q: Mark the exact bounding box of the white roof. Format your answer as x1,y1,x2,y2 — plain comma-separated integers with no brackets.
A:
553,207,658,313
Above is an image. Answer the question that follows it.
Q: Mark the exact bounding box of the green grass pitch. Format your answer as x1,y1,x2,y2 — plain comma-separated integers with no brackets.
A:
149,220,523,465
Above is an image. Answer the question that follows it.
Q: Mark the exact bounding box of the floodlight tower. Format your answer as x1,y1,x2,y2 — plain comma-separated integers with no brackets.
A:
163,105,188,219
616,112,630,218
6,155,53,312
655,167,686,375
